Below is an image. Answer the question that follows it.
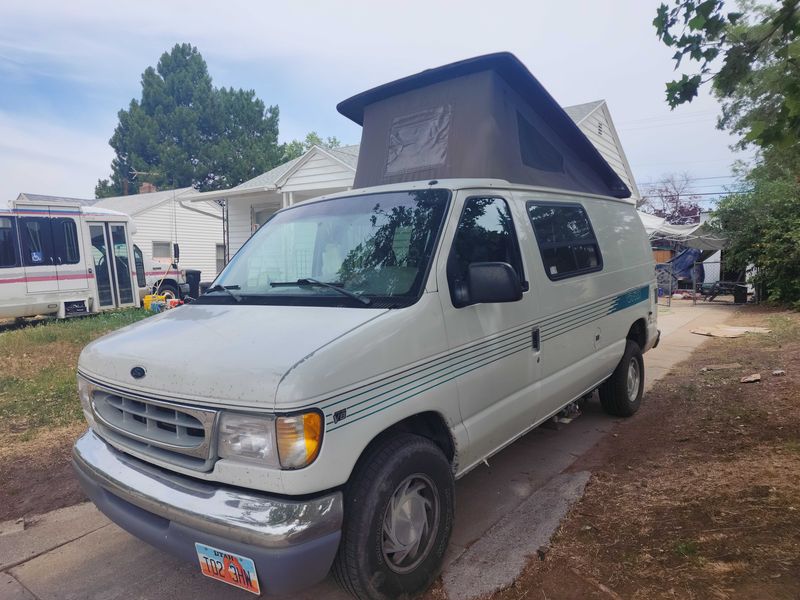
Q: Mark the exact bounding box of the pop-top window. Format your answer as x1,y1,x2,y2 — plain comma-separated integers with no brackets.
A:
0,217,19,268
385,105,452,176
526,202,602,280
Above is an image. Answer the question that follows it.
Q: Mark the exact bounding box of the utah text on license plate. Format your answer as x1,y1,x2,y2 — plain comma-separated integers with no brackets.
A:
195,542,261,595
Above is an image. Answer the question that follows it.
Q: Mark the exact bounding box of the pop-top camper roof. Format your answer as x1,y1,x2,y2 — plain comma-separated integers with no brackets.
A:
337,52,631,199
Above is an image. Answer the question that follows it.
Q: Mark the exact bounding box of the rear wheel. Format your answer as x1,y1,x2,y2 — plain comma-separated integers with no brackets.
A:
599,339,644,417
332,433,454,600
155,282,179,300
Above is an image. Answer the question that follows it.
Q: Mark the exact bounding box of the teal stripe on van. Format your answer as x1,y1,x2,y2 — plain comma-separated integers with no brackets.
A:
321,284,650,431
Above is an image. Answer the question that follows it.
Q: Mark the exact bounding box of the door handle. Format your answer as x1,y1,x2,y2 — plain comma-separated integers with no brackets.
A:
531,327,540,352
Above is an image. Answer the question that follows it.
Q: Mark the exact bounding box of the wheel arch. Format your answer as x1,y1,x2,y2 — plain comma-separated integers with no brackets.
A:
627,318,648,349
347,411,457,484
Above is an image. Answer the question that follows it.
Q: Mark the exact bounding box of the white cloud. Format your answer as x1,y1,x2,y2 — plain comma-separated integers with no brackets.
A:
0,0,752,198
0,111,113,201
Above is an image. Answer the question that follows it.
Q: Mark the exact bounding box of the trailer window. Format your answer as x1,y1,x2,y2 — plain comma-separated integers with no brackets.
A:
0,217,19,268
52,218,80,264
20,217,54,266
526,202,602,280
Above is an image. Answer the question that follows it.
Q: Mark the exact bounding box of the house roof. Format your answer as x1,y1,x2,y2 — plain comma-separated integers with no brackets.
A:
92,187,194,216
562,100,605,124
228,144,360,194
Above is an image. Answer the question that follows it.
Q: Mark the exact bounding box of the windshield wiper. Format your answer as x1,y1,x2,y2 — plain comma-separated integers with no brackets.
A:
270,278,371,306
204,284,242,303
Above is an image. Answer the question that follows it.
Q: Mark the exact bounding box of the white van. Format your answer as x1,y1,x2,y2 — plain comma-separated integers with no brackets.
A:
72,54,659,599
0,199,139,319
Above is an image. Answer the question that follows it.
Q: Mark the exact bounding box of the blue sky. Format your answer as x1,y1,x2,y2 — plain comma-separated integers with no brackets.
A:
0,0,751,203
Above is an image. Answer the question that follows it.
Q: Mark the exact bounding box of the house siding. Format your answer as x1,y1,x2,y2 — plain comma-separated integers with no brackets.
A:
576,108,638,199
132,199,223,279
281,153,355,192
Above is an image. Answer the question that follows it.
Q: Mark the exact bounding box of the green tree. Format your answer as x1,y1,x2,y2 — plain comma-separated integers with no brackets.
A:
712,176,800,305
281,131,342,162
96,43,283,197
654,1,800,149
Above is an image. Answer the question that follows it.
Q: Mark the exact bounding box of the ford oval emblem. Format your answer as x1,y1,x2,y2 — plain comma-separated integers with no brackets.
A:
130,366,146,379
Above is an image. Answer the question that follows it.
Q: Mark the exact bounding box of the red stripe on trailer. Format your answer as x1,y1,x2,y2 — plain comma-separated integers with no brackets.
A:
0,273,95,284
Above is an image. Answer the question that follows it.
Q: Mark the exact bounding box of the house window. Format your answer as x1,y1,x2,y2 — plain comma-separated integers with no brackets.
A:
152,241,172,261
526,202,602,280
216,243,226,273
0,217,19,268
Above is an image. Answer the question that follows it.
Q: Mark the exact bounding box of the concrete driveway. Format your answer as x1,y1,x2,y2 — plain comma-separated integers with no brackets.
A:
1,303,733,600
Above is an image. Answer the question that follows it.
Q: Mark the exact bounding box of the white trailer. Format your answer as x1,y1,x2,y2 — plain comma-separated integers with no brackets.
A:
0,198,139,319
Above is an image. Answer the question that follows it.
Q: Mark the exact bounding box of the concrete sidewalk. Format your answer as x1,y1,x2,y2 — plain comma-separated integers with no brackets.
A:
0,303,734,600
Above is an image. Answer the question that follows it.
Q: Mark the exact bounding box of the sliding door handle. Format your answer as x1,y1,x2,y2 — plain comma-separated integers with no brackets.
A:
531,327,540,352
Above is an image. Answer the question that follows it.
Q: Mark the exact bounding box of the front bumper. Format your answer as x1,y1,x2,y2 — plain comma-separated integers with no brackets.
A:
73,430,342,595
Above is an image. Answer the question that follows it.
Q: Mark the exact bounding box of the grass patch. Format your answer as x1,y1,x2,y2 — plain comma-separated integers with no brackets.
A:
0,309,151,440
674,540,700,558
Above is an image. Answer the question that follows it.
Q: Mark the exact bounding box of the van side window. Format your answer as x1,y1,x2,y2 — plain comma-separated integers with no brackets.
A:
19,217,54,266
526,202,602,280
52,218,80,264
448,197,525,306
0,217,19,268
133,245,147,288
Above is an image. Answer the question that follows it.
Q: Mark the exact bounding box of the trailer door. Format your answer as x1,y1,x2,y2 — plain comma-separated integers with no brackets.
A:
18,214,59,294
51,215,88,292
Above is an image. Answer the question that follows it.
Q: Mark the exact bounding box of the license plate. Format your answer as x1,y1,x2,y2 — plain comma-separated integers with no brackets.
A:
195,542,261,595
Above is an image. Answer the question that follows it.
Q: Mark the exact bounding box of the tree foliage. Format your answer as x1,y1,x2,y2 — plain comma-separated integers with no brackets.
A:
281,131,342,163
639,172,703,224
712,176,800,306
96,43,284,197
654,0,800,149
656,2,800,304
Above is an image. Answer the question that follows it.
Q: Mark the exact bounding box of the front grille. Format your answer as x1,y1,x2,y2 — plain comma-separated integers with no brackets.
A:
91,387,218,471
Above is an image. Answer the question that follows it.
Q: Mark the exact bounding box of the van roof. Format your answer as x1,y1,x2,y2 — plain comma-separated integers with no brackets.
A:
280,178,634,208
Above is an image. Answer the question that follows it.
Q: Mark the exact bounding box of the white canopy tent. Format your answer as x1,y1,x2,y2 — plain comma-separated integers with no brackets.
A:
637,211,726,251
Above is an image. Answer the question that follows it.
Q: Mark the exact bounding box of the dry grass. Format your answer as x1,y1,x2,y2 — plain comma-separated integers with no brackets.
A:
484,307,800,600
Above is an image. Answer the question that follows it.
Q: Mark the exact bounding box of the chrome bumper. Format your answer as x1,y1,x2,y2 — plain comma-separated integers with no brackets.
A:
73,429,343,549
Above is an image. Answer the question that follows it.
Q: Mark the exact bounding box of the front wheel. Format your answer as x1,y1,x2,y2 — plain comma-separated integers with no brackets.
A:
155,282,179,301
599,339,644,417
333,433,454,600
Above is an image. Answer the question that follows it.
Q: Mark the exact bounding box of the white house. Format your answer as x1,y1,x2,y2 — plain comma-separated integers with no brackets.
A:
186,100,638,259
92,188,224,278
17,188,225,279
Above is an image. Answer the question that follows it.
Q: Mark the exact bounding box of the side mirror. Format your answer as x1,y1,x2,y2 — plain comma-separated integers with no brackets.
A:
467,262,523,304
172,243,180,265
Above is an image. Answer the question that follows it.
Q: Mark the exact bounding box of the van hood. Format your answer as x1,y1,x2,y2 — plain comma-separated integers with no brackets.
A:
78,304,387,408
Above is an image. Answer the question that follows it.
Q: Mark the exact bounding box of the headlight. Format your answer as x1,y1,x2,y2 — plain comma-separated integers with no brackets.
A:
218,413,280,467
276,412,323,469
217,411,323,469
77,375,96,429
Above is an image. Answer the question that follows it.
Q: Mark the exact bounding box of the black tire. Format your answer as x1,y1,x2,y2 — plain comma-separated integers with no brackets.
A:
155,282,179,300
599,339,644,417
332,433,454,600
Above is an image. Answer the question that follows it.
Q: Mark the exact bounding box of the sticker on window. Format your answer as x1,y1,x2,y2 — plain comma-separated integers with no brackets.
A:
31,251,43,263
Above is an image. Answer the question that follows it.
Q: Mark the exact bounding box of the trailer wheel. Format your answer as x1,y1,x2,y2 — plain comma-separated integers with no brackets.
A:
155,282,179,300
332,433,454,600
599,340,644,417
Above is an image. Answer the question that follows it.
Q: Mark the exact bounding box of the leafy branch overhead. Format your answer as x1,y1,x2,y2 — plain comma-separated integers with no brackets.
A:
654,0,800,148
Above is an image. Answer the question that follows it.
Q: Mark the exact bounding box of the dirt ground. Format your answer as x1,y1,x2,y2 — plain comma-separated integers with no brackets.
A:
0,423,87,522
484,306,800,600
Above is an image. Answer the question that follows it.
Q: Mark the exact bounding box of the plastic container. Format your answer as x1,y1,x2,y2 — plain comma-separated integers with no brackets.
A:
143,294,167,311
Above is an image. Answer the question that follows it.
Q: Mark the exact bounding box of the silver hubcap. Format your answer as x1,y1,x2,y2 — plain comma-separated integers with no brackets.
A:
627,358,640,402
381,474,440,574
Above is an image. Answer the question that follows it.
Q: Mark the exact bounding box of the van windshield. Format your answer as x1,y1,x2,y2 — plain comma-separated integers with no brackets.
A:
204,189,450,307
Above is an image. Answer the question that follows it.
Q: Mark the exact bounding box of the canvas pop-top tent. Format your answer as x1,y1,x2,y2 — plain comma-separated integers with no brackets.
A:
337,52,631,200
